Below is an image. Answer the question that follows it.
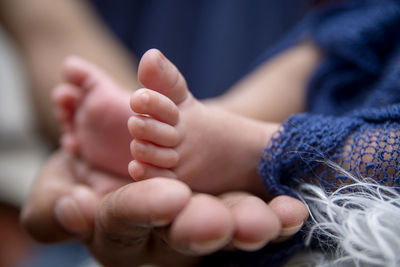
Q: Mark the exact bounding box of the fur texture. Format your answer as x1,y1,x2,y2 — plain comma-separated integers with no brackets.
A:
287,163,400,267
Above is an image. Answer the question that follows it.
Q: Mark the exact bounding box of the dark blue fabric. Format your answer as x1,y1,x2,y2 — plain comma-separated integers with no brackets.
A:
88,0,311,99
200,231,305,267
307,0,400,115
259,0,400,196
256,0,400,265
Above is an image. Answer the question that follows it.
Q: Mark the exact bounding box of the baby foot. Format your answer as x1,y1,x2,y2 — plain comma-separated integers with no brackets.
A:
53,56,133,177
128,49,278,195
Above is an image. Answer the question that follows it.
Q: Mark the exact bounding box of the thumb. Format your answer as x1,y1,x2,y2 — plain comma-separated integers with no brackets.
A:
54,185,100,240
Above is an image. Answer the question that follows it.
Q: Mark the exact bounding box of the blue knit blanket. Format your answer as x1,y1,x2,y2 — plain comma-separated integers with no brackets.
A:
208,1,400,266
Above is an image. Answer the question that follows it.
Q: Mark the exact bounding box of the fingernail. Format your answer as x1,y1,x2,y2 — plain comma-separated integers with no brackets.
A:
190,238,229,255
157,51,167,71
71,186,97,221
128,116,145,135
128,161,143,180
55,197,89,235
232,239,268,251
280,223,304,237
139,92,150,104
133,141,148,154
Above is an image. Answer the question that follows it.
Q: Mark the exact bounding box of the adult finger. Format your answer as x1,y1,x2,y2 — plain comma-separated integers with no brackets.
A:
269,195,309,242
20,150,78,242
219,192,281,251
90,178,194,266
166,193,235,256
58,156,130,238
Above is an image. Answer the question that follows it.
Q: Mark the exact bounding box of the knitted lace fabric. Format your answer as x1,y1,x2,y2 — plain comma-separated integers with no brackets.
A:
259,0,400,198
260,111,400,197
209,1,400,266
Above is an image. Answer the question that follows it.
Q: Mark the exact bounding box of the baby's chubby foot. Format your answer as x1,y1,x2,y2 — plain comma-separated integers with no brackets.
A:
129,49,278,195
53,56,133,177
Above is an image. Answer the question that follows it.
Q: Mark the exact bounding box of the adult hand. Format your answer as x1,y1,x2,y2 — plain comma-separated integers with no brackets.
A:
21,150,308,267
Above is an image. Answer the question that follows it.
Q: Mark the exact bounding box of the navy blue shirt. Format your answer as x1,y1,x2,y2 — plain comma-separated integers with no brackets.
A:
89,0,310,99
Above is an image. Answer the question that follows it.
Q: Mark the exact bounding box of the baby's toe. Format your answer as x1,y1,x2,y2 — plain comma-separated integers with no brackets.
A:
130,140,179,168
130,88,179,126
128,116,180,147
63,56,110,91
61,133,79,154
53,84,82,123
128,160,177,181
138,49,189,105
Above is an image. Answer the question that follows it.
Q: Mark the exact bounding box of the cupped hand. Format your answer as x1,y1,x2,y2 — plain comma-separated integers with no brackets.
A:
21,150,308,267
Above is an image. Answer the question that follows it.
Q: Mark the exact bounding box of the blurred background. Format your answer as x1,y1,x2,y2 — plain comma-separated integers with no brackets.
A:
0,0,315,266
0,24,96,267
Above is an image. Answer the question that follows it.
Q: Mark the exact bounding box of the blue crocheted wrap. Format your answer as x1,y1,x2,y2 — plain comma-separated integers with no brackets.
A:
209,1,400,266
259,0,400,199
